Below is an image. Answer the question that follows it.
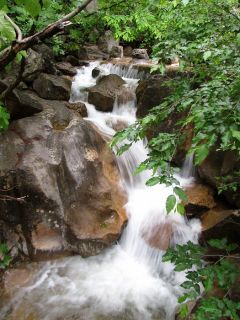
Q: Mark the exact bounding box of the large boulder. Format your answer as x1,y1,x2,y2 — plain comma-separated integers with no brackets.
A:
5,89,44,119
65,101,88,117
98,30,119,54
123,46,133,57
185,182,216,217
33,73,72,100
198,150,240,208
136,72,192,165
22,49,45,83
30,44,58,76
79,45,108,60
132,48,149,60
110,46,123,58
32,43,54,61
0,100,127,261
136,74,172,118
201,208,240,245
65,55,89,67
55,62,77,77
88,74,126,112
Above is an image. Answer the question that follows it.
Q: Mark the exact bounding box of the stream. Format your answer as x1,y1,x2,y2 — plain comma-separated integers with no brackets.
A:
0,61,201,320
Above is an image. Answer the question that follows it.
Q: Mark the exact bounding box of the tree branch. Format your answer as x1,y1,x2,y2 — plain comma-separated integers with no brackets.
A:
0,0,94,70
4,14,23,42
0,194,26,203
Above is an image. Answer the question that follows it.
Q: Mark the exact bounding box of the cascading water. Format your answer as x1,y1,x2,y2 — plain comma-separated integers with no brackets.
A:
0,62,201,320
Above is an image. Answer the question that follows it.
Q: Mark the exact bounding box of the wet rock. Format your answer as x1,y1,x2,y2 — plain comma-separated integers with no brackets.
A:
22,49,45,82
65,55,89,68
132,48,149,60
198,150,240,208
0,102,127,260
185,183,216,217
55,62,77,76
32,43,54,61
79,45,108,60
3,266,36,295
106,119,128,132
32,43,57,75
123,46,133,57
65,55,80,66
98,30,119,54
110,46,123,58
92,67,101,78
136,71,192,166
0,221,28,262
144,222,173,251
5,89,43,119
33,73,72,100
88,74,125,112
116,86,136,105
65,101,88,117
0,79,8,94
201,208,240,245
136,74,172,118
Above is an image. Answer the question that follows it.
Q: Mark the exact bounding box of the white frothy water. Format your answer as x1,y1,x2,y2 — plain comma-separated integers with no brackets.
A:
0,62,201,320
181,153,196,179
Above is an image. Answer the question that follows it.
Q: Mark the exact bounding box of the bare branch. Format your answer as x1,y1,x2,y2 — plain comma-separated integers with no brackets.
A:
0,194,27,203
4,14,23,42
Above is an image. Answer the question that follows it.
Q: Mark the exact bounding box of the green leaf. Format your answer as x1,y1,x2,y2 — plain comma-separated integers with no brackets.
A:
175,262,189,271
177,203,185,215
166,194,176,214
226,243,238,252
203,50,212,61
0,105,10,131
0,0,6,9
15,0,41,17
178,304,189,319
231,130,240,141
181,280,193,289
208,238,228,250
146,176,160,186
203,277,214,292
195,144,209,165
174,186,188,202
178,294,189,304
42,0,51,8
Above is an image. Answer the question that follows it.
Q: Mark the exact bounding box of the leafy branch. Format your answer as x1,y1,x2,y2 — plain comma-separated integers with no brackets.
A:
163,239,240,320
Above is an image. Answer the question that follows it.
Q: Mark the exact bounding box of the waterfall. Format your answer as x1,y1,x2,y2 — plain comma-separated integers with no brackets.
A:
0,62,201,320
181,153,196,178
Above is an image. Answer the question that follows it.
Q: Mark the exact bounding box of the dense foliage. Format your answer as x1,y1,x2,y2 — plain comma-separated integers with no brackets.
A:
163,239,240,319
111,0,240,205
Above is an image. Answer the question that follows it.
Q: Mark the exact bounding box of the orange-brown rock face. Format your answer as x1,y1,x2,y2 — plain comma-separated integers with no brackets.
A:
144,221,173,251
201,208,240,245
0,99,127,261
185,182,216,216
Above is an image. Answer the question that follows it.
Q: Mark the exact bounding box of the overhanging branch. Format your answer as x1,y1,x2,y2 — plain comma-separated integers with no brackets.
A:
0,0,94,70
4,14,23,42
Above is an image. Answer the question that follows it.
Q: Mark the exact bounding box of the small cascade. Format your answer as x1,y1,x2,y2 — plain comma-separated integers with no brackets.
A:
0,62,201,320
181,153,196,178
102,63,146,80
